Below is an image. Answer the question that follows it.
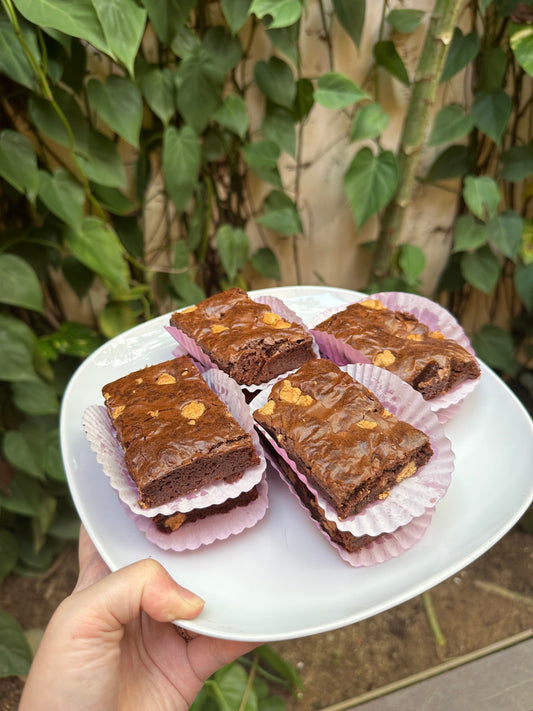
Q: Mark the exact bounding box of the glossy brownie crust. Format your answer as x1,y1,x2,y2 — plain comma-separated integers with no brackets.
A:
102,356,259,508
153,485,260,533
169,287,315,386
253,359,432,519
314,299,481,400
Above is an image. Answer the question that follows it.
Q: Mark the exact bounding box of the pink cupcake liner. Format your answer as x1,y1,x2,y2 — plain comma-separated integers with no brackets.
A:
82,368,266,518
165,295,320,395
251,363,453,538
267,448,434,567
308,291,481,423
123,476,269,551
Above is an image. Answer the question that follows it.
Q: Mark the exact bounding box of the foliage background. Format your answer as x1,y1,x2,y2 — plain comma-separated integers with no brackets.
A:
1,0,532,698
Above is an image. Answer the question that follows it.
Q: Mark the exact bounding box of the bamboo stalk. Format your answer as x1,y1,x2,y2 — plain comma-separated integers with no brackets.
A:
371,0,465,282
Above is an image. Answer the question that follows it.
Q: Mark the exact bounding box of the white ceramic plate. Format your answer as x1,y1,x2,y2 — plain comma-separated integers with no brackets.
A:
60,286,533,642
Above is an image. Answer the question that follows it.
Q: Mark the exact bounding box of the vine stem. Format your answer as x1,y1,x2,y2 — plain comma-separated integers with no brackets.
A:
371,0,465,283
1,0,106,221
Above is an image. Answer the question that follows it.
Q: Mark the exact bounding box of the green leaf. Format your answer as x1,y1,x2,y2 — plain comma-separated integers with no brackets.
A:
0,610,32,678
203,26,242,75
510,22,533,77
254,645,304,689
61,257,95,299
37,168,85,231
2,429,44,480
463,175,500,221
175,46,224,133
453,214,488,253
262,105,296,156
500,144,533,182
114,216,144,258
141,66,175,126
91,185,136,216
162,125,201,213
428,104,474,146
12,0,110,56
440,28,480,83
254,57,296,109
332,0,365,48
374,40,410,87
471,89,512,145
478,46,507,92
0,254,43,312
514,261,533,310
460,245,500,294
0,530,18,583
256,190,302,235
39,321,101,359
91,0,146,75
213,662,258,710
0,15,37,90
86,75,142,147
214,94,249,139
386,9,424,33
64,217,129,294
143,0,195,44
11,380,59,415
242,140,282,188
251,247,281,280
249,0,302,29
314,72,368,110
350,103,389,141
472,324,517,375
75,129,128,189
267,23,300,64
291,78,314,122
170,25,201,58
221,0,252,35
398,244,425,285
216,225,249,279
0,315,36,383
98,301,138,339
29,89,88,148
344,148,398,229
426,145,473,181
0,130,39,195
486,211,523,259
0,471,41,516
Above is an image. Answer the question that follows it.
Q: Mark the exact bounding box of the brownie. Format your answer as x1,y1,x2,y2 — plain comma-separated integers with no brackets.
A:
313,298,481,400
253,359,433,519
153,485,260,533
267,448,381,553
169,287,316,386
102,356,260,508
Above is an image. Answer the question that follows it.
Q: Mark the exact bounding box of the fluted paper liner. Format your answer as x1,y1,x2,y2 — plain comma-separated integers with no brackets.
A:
82,368,266,518
124,477,269,551
252,363,453,540
309,291,481,423
166,294,319,394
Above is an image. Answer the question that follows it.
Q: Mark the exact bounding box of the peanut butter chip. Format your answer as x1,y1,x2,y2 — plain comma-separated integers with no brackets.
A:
181,305,197,313
112,405,125,419
135,377,143,384
258,400,275,416
156,373,176,385
431,330,445,339
181,401,206,420
360,298,385,310
357,419,377,429
396,462,417,483
103,391,111,400
373,349,396,367
382,409,392,418
273,319,291,329
211,324,229,334
279,381,314,406
148,410,159,417
262,311,291,329
406,333,423,341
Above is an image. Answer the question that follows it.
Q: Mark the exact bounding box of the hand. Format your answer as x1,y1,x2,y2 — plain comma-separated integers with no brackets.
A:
19,526,259,711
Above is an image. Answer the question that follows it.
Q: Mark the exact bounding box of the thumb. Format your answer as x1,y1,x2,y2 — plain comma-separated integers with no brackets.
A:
68,558,205,632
